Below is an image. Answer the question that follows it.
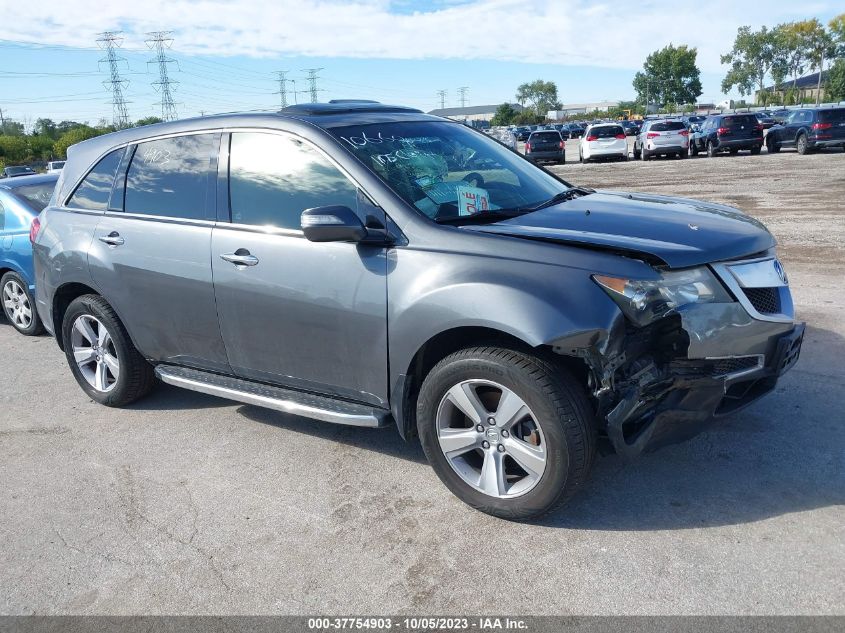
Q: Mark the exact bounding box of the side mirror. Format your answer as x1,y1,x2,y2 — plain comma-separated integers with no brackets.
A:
301,205,367,243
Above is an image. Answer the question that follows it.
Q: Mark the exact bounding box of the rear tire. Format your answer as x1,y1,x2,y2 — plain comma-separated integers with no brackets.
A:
750,145,761,155
707,141,717,158
796,133,808,155
689,142,698,157
767,136,781,153
1,271,43,336
417,347,596,521
61,294,156,407
641,148,650,161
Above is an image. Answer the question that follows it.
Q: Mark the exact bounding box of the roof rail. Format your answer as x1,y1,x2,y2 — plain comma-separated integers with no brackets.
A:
280,101,423,115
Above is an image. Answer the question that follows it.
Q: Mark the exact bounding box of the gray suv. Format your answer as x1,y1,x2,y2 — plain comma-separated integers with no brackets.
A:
33,101,804,520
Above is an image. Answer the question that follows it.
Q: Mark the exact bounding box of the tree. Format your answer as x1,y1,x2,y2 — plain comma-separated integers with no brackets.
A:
721,26,779,102
827,58,845,102
802,19,836,105
830,13,845,55
33,118,58,139
515,80,561,116
0,120,25,136
134,116,164,127
53,126,102,159
633,44,702,108
490,103,518,127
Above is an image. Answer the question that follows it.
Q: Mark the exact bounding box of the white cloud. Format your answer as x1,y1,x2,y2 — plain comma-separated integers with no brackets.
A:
0,0,840,73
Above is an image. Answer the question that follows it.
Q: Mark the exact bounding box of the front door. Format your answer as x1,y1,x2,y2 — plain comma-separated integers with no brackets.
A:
211,131,389,407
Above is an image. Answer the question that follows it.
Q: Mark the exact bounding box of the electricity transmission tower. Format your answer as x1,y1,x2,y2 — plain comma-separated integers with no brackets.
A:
96,31,130,128
146,32,179,121
275,71,290,109
303,68,324,103
457,86,469,108
437,89,447,109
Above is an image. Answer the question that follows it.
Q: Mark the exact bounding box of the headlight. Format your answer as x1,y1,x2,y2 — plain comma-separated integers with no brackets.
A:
593,267,731,327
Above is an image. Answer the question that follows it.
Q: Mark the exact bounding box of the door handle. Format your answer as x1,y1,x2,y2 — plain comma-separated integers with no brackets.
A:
220,250,259,267
99,232,125,246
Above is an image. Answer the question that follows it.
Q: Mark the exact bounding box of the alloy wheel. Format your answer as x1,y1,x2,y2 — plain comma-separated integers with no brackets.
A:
436,379,547,499
3,280,32,330
70,314,120,392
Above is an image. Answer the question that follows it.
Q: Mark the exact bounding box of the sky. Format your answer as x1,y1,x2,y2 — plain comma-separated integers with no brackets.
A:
0,0,842,127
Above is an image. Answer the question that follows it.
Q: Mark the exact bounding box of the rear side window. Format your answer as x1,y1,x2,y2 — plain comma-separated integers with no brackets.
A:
124,134,216,220
67,148,124,210
228,132,359,230
818,109,845,124
651,121,685,132
530,132,561,142
723,115,757,127
591,126,623,138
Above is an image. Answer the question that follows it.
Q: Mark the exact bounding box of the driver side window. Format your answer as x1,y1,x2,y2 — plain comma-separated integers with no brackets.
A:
228,132,360,230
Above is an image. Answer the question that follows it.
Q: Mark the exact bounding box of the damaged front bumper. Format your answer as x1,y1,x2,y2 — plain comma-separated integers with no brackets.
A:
555,258,805,459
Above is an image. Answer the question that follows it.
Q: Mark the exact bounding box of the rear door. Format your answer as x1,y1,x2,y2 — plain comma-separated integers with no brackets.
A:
721,114,761,142
87,132,231,372
818,108,845,142
649,121,687,147
528,132,561,152
211,130,389,407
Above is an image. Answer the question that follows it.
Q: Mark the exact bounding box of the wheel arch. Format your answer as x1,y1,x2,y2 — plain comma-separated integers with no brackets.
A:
51,282,102,350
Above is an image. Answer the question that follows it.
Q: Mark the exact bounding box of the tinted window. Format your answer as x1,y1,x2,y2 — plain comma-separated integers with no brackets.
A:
67,148,123,210
723,115,757,127
529,132,561,142
818,108,845,123
228,132,359,230
590,126,623,138
651,121,686,131
13,183,55,211
124,134,215,219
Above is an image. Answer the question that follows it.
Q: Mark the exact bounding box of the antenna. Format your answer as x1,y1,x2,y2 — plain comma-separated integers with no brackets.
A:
96,31,130,128
146,31,180,121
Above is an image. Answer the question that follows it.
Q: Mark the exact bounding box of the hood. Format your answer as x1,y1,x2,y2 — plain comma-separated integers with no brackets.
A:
464,190,775,268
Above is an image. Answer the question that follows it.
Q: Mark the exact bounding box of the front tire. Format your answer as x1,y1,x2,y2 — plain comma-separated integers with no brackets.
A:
767,136,781,153
1,272,43,336
796,133,809,155
417,347,595,521
61,294,156,407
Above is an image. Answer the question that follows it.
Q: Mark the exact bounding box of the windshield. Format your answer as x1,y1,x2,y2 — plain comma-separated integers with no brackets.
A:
329,121,570,222
12,182,55,211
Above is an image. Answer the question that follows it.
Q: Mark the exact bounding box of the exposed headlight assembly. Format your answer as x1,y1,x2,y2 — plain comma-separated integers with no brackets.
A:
593,267,731,327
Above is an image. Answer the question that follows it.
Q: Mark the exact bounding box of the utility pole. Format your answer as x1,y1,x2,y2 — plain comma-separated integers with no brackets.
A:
303,68,323,103
275,71,290,109
96,31,131,128
146,31,179,121
457,86,469,108
437,89,447,109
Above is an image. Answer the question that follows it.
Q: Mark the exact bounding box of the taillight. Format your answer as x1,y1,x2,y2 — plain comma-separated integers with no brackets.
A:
753,124,764,132
585,135,598,142
646,132,659,139
615,134,626,140
812,122,832,130
29,217,41,244
559,140,565,149
679,129,689,136
525,142,531,153
717,127,729,135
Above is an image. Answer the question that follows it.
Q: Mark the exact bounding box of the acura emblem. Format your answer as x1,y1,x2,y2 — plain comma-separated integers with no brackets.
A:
774,259,788,285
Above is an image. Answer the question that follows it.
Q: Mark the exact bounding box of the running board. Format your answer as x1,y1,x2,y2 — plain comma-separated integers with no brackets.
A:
154,365,388,428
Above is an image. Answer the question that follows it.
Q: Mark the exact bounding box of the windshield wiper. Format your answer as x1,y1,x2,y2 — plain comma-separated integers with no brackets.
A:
520,187,594,213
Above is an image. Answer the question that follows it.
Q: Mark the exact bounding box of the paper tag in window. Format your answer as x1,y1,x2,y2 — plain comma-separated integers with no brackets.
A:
457,186,490,216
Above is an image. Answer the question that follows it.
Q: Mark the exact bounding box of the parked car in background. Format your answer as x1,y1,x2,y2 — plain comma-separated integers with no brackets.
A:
765,107,845,154
683,115,706,129
688,114,763,157
1,166,37,179
620,120,639,136
0,172,59,335
514,126,531,141
46,161,66,173
770,109,791,124
633,120,689,160
580,123,627,162
32,102,803,520
525,130,565,164
755,112,776,129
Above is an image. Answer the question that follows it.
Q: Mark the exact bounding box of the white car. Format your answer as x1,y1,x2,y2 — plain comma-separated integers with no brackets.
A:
633,120,689,160
579,123,628,162
46,161,65,173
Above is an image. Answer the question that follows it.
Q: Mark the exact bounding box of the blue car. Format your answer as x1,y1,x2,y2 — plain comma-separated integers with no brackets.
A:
1,173,58,335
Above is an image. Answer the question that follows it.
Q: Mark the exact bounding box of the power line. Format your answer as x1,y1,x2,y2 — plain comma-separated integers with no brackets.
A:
275,70,290,109
96,31,131,129
437,89,447,109
303,68,324,103
457,86,469,108
146,31,179,121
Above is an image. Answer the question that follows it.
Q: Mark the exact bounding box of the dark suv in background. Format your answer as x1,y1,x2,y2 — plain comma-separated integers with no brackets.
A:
33,101,803,520
689,114,764,157
524,130,565,164
765,107,845,154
